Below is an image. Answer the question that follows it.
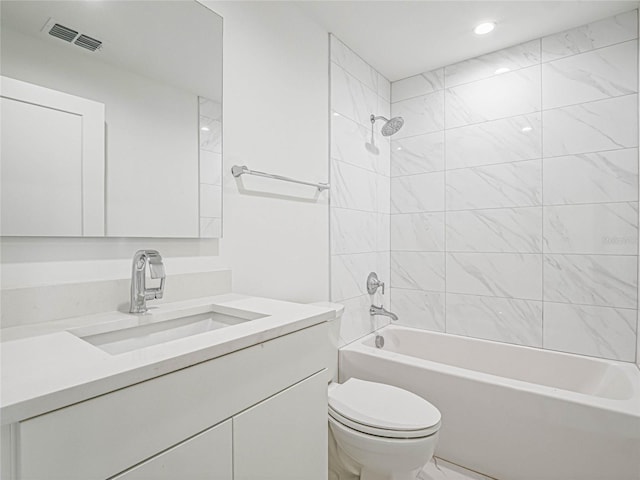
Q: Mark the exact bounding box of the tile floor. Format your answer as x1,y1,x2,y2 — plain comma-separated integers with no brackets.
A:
419,457,495,480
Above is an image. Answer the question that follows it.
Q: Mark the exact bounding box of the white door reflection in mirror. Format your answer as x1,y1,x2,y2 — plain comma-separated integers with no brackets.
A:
0,76,105,236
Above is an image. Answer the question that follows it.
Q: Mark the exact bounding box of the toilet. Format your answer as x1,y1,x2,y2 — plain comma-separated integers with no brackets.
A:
312,302,441,480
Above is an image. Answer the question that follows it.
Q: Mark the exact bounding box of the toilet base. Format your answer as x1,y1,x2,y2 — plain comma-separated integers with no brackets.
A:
329,419,437,480
328,423,359,480
360,467,422,480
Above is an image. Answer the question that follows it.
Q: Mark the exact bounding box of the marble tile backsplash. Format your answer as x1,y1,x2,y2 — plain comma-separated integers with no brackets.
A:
389,10,639,361
330,35,391,346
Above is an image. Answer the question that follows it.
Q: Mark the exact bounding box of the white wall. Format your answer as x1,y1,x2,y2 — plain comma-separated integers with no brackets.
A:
200,1,330,303
1,1,330,326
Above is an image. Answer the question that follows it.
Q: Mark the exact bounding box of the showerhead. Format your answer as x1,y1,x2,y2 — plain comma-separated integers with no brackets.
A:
381,116,404,136
370,114,404,136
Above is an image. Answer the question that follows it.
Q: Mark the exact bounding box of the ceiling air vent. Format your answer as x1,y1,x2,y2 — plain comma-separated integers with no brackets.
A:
74,34,102,52
42,18,103,52
48,23,78,43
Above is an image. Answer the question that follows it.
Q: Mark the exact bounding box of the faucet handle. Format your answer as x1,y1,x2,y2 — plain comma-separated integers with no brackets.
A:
366,272,385,295
147,255,165,299
147,252,166,279
148,255,166,299
149,261,165,279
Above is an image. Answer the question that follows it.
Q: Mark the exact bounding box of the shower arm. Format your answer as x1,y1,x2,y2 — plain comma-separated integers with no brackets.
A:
370,113,404,136
371,114,390,123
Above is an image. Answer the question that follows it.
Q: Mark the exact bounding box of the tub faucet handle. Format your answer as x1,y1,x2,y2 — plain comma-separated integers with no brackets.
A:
367,272,385,295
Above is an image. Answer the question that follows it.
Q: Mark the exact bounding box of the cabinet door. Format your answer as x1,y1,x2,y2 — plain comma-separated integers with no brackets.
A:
112,419,232,480
1,425,14,480
233,371,327,480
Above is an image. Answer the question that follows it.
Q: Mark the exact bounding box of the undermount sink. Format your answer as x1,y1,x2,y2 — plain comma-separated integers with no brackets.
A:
69,306,267,355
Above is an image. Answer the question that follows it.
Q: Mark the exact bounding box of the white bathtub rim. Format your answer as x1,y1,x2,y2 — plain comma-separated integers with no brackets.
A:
342,325,640,418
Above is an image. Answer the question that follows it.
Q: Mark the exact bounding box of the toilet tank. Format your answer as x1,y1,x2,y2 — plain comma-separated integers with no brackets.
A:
310,302,344,382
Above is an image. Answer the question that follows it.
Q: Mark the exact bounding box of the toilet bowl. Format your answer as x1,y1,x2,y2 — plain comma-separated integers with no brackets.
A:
328,378,441,480
311,302,441,480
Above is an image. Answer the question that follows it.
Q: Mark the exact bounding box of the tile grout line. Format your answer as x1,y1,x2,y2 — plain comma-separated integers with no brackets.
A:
636,13,640,364
329,37,335,306
387,84,393,318
385,201,640,216
383,201,639,215
540,33,638,65
540,91,638,113
332,156,386,176
352,250,640,258
383,250,639,257
443,70,448,335
540,38,546,350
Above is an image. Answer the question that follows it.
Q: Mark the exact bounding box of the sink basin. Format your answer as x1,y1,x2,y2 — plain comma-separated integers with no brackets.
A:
70,306,267,355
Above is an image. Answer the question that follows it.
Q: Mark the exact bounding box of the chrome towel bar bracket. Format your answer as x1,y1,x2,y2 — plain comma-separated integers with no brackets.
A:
231,165,330,192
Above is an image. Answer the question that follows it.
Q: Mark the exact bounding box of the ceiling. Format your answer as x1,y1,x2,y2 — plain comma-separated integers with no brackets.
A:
2,1,223,100
297,1,639,81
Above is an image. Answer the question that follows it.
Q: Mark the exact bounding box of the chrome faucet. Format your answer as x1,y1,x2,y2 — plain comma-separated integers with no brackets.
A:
369,304,398,321
366,272,398,321
130,249,166,314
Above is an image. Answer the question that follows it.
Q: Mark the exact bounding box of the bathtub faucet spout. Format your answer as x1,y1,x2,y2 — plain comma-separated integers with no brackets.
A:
370,304,398,321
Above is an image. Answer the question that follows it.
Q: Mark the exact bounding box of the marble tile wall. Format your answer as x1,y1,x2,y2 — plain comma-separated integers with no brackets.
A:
199,97,222,238
330,35,392,346
390,10,639,362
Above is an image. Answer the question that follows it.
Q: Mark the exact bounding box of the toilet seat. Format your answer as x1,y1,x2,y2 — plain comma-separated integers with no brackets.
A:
328,378,441,439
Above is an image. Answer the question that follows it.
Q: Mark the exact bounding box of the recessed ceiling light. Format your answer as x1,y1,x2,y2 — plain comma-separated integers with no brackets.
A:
521,126,533,133
201,126,210,132
474,22,495,35
495,67,510,75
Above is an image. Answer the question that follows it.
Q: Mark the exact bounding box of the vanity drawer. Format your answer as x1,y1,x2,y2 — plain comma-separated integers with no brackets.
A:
17,322,327,480
111,419,232,480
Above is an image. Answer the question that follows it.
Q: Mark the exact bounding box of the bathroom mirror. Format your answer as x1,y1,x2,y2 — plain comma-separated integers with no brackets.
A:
0,1,223,238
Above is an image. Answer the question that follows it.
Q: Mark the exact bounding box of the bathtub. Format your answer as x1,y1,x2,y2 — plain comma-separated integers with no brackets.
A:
339,325,640,480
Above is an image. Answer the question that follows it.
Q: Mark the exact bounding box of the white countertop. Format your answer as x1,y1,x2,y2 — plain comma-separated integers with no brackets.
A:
0,294,333,425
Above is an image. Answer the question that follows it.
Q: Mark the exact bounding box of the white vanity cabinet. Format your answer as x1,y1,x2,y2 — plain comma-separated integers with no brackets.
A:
233,370,327,479
7,322,328,480
112,420,233,480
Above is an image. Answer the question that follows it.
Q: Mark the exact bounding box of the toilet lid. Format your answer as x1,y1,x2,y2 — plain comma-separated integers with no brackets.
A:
328,378,441,438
